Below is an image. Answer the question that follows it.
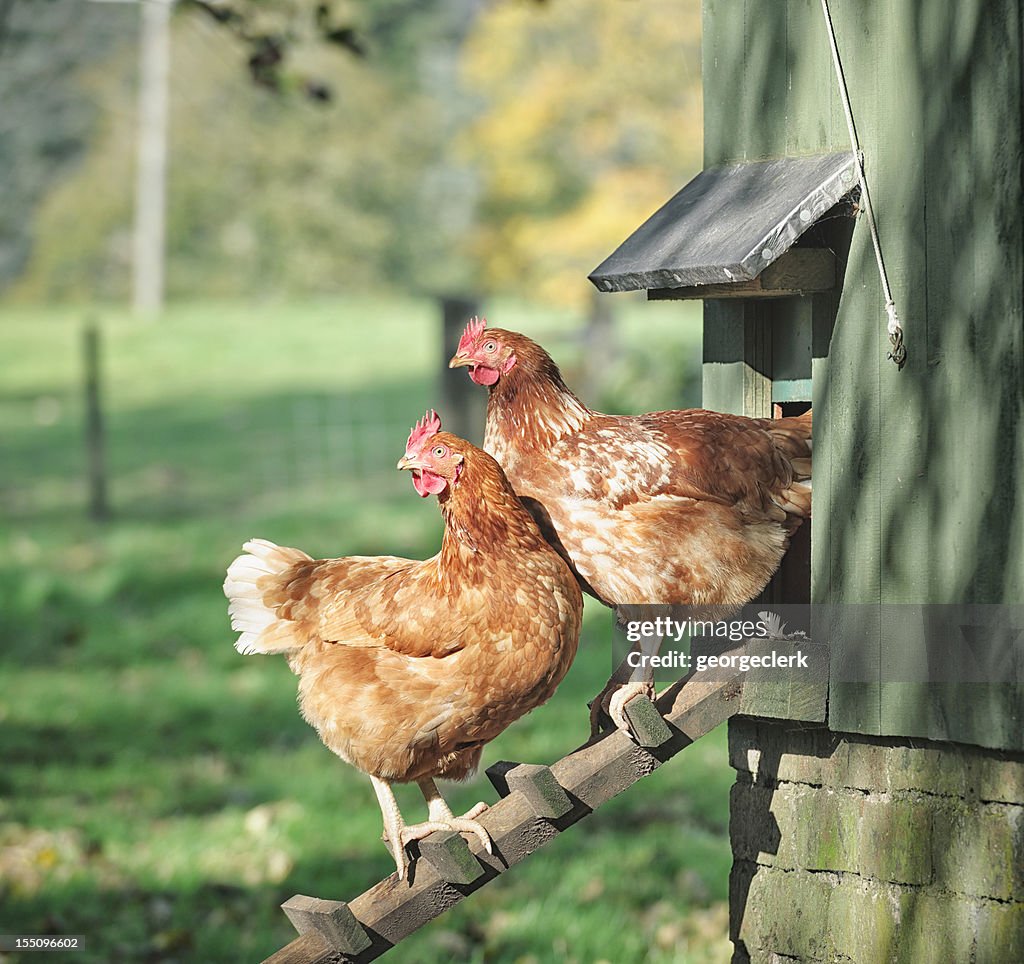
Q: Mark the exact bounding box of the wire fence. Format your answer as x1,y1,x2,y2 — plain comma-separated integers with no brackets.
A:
250,393,424,504
1,383,432,526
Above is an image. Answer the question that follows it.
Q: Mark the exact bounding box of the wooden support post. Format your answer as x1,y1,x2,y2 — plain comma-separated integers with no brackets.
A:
581,288,616,402
83,321,110,522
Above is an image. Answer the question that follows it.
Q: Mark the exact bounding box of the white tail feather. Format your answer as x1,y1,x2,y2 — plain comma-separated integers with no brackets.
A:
223,539,313,655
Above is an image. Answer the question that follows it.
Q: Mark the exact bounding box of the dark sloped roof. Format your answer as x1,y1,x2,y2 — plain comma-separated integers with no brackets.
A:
589,152,857,293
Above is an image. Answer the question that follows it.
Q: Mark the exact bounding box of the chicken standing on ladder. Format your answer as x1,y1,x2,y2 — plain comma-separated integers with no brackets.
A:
224,412,582,879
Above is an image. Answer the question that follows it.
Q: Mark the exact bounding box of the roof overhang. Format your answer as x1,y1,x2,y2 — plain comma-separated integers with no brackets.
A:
589,152,858,294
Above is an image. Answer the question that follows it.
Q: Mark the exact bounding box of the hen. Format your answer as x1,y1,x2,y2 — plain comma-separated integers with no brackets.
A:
450,319,811,734
223,411,582,879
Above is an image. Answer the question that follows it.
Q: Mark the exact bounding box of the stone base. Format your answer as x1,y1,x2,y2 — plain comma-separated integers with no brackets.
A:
728,717,1024,963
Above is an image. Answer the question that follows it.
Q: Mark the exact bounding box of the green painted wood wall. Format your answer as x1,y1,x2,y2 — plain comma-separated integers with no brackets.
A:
701,0,1024,749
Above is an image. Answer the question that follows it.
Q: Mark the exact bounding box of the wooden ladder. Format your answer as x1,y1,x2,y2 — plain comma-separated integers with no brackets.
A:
263,660,747,964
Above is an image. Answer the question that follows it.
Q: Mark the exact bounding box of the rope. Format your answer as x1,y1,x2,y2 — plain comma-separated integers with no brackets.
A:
820,0,906,369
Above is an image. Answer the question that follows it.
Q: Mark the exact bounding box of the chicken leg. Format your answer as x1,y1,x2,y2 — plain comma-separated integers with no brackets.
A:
370,775,492,880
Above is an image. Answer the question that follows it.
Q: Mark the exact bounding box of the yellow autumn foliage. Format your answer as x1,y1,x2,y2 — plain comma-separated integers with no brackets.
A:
461,0,702,306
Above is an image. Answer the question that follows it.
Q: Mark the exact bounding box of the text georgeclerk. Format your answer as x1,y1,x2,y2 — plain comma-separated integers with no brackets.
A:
626,650,810,672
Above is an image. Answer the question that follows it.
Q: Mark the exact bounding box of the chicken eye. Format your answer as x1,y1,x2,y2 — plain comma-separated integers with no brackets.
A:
484,341,497,353
433,446,446,457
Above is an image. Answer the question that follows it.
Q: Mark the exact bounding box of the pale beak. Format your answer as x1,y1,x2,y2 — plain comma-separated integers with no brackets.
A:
397,454,423,471
448,353,473,369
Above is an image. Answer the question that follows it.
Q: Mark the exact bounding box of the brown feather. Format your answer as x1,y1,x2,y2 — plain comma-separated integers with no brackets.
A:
473,329,813,611
223,434,582,784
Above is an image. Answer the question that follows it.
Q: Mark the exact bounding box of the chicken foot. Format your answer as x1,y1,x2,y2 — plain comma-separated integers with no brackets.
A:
370,774,492,880
589,633,663,738
590,679,657,736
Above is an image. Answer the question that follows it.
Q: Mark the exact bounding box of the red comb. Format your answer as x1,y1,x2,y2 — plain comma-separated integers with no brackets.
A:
407,409,442,451
456,316,487,356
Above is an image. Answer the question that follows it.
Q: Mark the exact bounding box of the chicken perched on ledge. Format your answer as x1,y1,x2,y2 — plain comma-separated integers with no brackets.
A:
450,319,811,735
223,412,582,879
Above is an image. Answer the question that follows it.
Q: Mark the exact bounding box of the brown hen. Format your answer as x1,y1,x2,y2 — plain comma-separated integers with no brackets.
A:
223,411,582,879
450,319,811,734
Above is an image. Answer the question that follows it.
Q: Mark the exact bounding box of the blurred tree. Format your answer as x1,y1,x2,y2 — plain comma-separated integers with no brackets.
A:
11,12,444,301
0,0,135,292
180,0,367,98
177,0,487,99
6,0,702,307
459,0,702,306
12,2,477,301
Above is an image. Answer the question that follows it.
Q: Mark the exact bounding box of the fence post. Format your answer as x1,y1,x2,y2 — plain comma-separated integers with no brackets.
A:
581,287,616,403
83,320,110,522
439,295,484,445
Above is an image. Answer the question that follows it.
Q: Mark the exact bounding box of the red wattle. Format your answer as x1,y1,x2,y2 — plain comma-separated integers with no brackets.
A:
469,365,500,386
412,469,448,498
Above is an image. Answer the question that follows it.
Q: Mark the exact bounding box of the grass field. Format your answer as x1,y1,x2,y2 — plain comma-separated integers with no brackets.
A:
0,295,733,963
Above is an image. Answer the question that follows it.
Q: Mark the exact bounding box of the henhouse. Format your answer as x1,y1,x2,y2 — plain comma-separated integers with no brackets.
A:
593,1,1024,960
263,3,1022,962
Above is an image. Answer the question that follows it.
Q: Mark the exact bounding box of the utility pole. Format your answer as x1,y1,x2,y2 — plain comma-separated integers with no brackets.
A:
132,0,171,316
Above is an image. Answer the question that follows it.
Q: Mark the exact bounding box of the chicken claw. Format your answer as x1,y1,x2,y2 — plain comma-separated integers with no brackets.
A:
590,679,657,738
401,810,493,854
371,775,493,880
412,786,492,851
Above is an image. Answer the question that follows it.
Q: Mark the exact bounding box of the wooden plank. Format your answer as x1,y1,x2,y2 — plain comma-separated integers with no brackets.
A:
263,932,339,964
962,0,1022,748
648,249,836,300
785,0,833,157
771,379,813,403
807,0,1024,745
701,301,749,416
872,0,933,746
807,282,837,670
263,658,748,963
742,302,772,419
701,300,772,419
735,638,827,723
549,666,745,810
876,0,1024,748
813,0,883,737
740,0,789,161
769,297,813,383
702,0,744,167
590,153,854,293
785,676,828,723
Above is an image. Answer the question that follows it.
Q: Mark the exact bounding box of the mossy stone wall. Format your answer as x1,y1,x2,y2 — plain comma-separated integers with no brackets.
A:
729,717,1024,962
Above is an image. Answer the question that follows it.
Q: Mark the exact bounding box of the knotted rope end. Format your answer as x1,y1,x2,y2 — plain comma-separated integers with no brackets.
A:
885,302,907,370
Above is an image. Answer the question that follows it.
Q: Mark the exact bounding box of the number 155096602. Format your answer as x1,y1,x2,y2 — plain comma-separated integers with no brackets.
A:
0,936,84,952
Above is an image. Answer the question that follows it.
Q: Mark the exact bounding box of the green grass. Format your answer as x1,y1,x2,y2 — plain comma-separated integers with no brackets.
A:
0,295,731,963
